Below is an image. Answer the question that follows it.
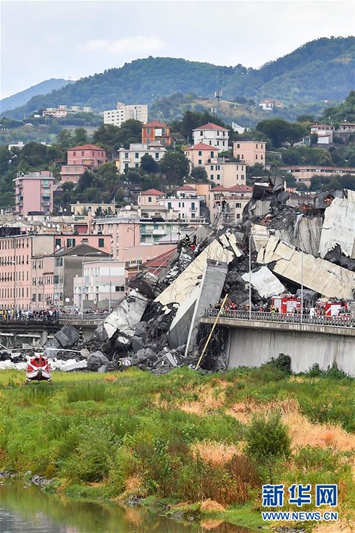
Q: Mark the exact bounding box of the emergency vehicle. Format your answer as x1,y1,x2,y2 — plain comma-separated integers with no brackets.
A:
270,295,301,314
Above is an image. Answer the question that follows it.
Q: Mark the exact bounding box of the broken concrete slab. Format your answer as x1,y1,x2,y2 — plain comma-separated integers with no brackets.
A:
168,289,199,349
87,350,110,371
155,230,242,307
241,266,286,298
319,189,355,259
101,289,148,339
54,323,79,348
257,236,355,299
185,260,228,355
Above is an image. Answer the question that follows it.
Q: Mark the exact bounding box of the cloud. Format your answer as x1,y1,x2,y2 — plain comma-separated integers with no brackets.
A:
78,36,165,55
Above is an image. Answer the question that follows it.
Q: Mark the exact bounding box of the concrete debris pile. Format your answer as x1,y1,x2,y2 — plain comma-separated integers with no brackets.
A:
11,181,354,376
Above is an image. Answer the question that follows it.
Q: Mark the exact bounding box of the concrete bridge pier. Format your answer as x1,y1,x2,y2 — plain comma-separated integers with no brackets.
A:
226,327,355,376
41,330,48,345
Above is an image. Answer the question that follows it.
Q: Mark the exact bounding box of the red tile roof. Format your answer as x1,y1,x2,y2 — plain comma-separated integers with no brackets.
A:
184,143,215,151
228,185,253,192
143,247,177,273
140,188,164,196
176,185,196,191
69,144,105,151
193,122,228,131
211,186,228,192
143,121,168,128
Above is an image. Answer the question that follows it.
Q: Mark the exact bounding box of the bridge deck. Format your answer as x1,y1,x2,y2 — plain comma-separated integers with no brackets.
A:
201,311,355,337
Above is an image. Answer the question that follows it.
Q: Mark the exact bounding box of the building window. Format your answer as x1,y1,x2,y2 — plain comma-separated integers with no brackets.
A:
135,153,139,158
146,128,150,134
217,174,221,180
155,153,159,159
135,163,139,168
237,144,240,148
261,155,263,160
125,153,128,158
198,151,202,156
211,165,214,170
256,155,258,159
168,202,172,209
148,197,152,203
211,175,214,180
67,238,76,248
81,151,84,156
256,144,258,149
236,202,241,208
98,238,104,247
211,152,214,157
55,238,61,248
73,151,76,156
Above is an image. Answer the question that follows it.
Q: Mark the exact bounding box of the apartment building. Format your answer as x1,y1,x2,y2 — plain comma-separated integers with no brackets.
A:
279,166,355,187
192,123,229,150
14,170,54,216
233,141,266,167
0,232,54,310
61,144,107,184
209,185,253,224
142,121,172,146
104,102,148,127
183,143,218,168
204,159,246,187
116,142,166,172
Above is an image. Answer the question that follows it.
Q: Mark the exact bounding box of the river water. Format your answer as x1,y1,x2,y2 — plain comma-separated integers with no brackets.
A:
0,480,253,533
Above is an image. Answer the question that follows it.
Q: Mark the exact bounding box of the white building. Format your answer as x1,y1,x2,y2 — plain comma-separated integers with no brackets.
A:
73,259,126,311
104,102,148,127
116,142,166,172
192,123,229,151
159,186,201,220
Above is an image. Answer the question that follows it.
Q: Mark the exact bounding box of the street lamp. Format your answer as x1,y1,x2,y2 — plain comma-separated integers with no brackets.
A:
81,252,102,319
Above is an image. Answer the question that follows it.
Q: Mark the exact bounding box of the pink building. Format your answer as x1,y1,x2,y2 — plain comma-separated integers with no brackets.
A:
61,144,107,184
183,143,218,168
138,189,165,206
210,184,253,223
0,233,54,311
14,171,54,216
233,141,266,168
67,144,107,166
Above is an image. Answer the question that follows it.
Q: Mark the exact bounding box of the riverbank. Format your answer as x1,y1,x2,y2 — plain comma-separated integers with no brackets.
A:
0,361,354,532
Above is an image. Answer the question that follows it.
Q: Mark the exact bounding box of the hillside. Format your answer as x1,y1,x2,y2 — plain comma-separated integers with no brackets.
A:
0,79,73,114
2,37,354,121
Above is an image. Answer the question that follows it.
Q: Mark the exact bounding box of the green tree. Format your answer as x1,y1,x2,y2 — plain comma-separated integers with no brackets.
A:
56,130,73,150
191,166,208,183
72,127,89,145
256,119,307,147
160,151,190,185
140,154,160,173
246,412,291,482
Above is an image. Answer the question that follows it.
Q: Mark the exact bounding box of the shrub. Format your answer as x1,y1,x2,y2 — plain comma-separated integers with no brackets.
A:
245,412,291,482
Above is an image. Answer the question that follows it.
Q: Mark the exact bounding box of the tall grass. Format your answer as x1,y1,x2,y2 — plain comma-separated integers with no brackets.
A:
0,365,353,520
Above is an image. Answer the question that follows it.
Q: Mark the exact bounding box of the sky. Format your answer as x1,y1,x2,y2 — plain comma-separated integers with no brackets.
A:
1,0,354,99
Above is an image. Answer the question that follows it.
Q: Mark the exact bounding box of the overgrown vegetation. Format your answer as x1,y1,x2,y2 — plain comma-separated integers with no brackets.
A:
0,364,354,530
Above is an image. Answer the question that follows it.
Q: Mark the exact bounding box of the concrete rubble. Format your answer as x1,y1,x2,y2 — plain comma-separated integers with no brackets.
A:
6,180,355,376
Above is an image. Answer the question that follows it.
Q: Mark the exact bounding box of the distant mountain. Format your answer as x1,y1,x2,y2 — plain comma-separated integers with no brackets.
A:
2,37,354,120
0,78,73,114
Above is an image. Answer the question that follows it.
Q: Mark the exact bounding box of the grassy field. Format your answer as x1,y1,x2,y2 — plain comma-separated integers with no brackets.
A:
0,361,354,532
